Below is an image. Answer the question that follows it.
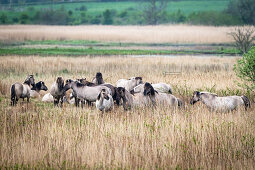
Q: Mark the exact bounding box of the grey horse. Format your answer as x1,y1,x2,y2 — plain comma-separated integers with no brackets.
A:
10,75,35,106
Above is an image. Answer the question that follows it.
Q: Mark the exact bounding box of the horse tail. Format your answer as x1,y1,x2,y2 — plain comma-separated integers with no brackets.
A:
241,96,250,110
177,98,183,108
11,84,16,106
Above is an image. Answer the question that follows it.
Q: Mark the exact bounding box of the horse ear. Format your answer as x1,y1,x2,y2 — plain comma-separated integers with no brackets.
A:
195,91,201,96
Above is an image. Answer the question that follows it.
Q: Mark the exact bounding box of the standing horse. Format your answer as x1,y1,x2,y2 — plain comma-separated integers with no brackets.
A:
190,91,250,112
116,77,143,92
50,77,65,107
10,75,35,106
96,89,114,112
63,80,111,108
130,82,172,94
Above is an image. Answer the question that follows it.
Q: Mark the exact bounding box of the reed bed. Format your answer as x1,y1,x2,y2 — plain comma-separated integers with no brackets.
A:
0,55,254,169
0,25,234,44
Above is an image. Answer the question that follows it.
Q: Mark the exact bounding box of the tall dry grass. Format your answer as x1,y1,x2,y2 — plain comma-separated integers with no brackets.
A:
0,25,235,44
0,56,254,169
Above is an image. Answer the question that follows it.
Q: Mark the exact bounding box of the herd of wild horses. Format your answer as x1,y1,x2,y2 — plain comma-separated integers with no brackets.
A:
10,73,250,112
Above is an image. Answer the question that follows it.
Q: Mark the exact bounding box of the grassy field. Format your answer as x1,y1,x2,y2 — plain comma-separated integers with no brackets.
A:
1,0,230,17
0,24,254,168
0,55,255,169
0,25,234,43
0,25,240,56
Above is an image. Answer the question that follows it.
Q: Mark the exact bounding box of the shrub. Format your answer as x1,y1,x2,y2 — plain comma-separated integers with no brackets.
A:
0,13,7,24
20,13,29,24
234,47,255,92
228,27,255,54
80,5,87,11
34,9,69,25
103,9,113,25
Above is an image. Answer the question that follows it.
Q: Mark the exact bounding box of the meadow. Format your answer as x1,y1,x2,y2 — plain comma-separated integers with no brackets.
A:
1,0,229,17
0,55,254,169
0,25,254,169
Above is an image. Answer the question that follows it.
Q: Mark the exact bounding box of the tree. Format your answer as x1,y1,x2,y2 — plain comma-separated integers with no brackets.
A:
234,47,255,92
0,13,7,24
103,9,113,25
143,0,168,25
227,0,255,25
228,27,255,54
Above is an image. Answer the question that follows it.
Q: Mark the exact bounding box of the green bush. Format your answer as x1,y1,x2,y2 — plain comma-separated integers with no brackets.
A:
0,13,7,24
187,11,242,26
103,9,113,25
20,13,29,24
234,47,255,92
34,9,70,25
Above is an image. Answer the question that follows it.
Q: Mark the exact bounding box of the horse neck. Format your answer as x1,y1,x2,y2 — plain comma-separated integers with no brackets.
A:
200,94,215,107
129,80,137,89
24,80,32,87
72,83,86,93
134,84,144,93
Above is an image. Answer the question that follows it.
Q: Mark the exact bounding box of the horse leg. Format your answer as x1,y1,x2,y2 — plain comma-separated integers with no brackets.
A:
54,97,58,106
11,97,15,106
15,97,19,106
60,97,64,108
75,97,79,107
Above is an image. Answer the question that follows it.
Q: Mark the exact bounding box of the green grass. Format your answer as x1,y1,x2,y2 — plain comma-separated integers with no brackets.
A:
1,0,230,19
0,47,240,56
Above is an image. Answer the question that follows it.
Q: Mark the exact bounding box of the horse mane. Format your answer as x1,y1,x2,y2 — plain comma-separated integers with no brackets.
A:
135,77,142,80
75,81,86,87
200,91,218,97
143,82,155,96
96,72,103,84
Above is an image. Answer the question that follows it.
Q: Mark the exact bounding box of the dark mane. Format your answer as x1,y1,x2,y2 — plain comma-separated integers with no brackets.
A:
75,81,86,87
24,79,31,85
135,77,142,80
96,72,103,85
143,82,155,96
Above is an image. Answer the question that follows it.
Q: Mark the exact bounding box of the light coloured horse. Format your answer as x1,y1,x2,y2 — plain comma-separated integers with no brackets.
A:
190,91,250,112
96,89,114,112
50,77,65,107
63,80,111,108
116,77,143,92
130,82,172,94
10,75,35,106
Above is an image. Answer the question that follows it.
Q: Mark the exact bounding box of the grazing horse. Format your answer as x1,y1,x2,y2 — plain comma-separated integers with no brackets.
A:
133,82,157,107
190,91,250,112
63,80,111,108
50,77,65,107
116,77,143,92
30,81,48,98
132,82,182,108
77,78,117,102
92,72,105,85
130,82,172,94
10,75,35,106
96,89,114,112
